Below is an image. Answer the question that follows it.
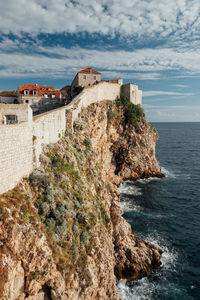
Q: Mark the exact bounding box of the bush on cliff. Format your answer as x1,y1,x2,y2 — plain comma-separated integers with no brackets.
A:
116,94,145,125
73,85,83,96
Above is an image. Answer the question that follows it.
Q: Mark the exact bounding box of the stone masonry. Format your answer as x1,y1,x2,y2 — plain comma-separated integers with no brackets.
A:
0,81,142,194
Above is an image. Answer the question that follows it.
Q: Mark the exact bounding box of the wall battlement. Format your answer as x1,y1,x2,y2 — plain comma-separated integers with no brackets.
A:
0,82,142,194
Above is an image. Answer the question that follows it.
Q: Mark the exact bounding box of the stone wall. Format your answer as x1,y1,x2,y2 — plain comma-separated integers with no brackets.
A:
121,83,142,105
68,82,121,122
0,103,32,124
33,106,67,167
0,122,32,194
0,81,142,194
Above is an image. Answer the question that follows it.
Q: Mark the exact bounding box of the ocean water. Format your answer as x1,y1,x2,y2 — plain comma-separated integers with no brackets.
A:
118,122,200,300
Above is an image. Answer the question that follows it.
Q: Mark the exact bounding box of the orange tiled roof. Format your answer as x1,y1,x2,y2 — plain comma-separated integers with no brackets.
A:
78,67,101,75
18,84,61,98
0,90,17,97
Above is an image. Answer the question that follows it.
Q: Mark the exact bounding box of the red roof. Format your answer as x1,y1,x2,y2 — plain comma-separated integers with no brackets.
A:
18,84,61,98
108,79,122,83
78,67,101,75
0,90,17,97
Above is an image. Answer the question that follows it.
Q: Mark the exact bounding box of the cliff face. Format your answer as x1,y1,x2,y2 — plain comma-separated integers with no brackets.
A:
0,101,163,300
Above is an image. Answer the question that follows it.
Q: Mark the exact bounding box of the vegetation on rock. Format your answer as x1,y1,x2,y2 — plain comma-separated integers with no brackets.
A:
116,93,145,125
0,100,162,299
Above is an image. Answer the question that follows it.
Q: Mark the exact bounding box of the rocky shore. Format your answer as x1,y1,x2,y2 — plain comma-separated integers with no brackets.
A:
0,101,163,299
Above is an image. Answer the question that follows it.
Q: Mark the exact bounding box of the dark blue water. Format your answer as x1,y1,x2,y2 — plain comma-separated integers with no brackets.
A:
118,123,200,300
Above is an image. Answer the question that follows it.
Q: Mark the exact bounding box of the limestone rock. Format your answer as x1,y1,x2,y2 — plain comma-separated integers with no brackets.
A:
0,101,163,299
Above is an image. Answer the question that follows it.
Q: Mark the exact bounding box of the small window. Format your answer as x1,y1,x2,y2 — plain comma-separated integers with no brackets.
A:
33,89,37,95
24,90,29,95
83,75,86,79
25,100,29,103
51,94,55,98
5,115,18,124
44,94,48,98
94,76,96,80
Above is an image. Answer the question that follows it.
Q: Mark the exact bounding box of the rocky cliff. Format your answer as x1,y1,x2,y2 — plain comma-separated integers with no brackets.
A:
0,100,163,300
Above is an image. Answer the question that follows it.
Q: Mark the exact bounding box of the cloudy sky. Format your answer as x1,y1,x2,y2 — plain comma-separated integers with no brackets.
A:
0,0,200,121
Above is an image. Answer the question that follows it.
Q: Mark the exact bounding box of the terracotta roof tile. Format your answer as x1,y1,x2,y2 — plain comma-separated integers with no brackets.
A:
78,67,101,75
17,84,61,98
0,90,17,97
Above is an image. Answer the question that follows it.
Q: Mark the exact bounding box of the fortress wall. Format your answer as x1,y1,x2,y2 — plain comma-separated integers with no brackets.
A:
137,90,142,105
0,81,139,194
0,122,32,194
70,82,121,122
121,83,142,105
0,104,32,123
33,107,67,167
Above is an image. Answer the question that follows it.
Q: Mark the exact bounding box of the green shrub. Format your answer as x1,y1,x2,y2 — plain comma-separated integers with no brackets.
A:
83,138,91,148
116,94,145,125
72,224,79,233
46,218,56,228
40,202,49,214
107,106,113,129
73,85,83,96
30,170,50,186
80,231,89,242
55,224,66,236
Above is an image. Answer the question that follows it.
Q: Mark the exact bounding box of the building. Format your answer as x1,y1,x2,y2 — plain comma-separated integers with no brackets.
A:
121,83,142,105
71,67,101,92
0,91,17,104
17,84,61,106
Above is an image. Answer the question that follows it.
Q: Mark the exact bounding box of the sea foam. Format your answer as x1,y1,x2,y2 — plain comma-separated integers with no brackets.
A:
119,181,142,196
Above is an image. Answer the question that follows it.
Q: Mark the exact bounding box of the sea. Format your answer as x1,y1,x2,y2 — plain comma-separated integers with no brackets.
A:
117,122,200,300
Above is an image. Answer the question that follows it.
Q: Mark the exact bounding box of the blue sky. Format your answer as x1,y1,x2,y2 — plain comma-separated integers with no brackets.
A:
0,0,200,121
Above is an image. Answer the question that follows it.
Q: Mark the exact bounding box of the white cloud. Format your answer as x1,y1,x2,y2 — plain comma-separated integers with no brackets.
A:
0,0,200,43
1,36,200,81
143,91,194,97
145,104,200,122
172,84,189,88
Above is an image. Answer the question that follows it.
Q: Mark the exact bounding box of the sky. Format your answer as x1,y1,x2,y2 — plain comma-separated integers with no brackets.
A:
0,0,200,122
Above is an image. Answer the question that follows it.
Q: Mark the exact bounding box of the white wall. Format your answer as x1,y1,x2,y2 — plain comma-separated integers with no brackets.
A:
33,107,66,166
0,123,33,194
68,82,121,121
0,81,142,194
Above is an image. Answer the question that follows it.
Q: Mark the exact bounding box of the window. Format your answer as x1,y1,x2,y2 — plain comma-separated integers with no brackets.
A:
83,75,86,79
25,100,29,103
24,90,29,95
44,94,48,98
5,115,18,124
51,94,55,98
33,90,37,95
94,76,96,80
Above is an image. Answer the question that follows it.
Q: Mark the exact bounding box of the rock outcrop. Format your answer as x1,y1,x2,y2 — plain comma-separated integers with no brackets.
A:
0,101,163,299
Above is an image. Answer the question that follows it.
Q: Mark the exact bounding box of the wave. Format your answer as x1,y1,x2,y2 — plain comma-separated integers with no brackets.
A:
161,166,177,178
119,181,142,196
117,234,181,300
118,278,193,300
143,233,178,271
117,277,155,300
120,199,142,213
138,177,161,184
161,165,191,180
